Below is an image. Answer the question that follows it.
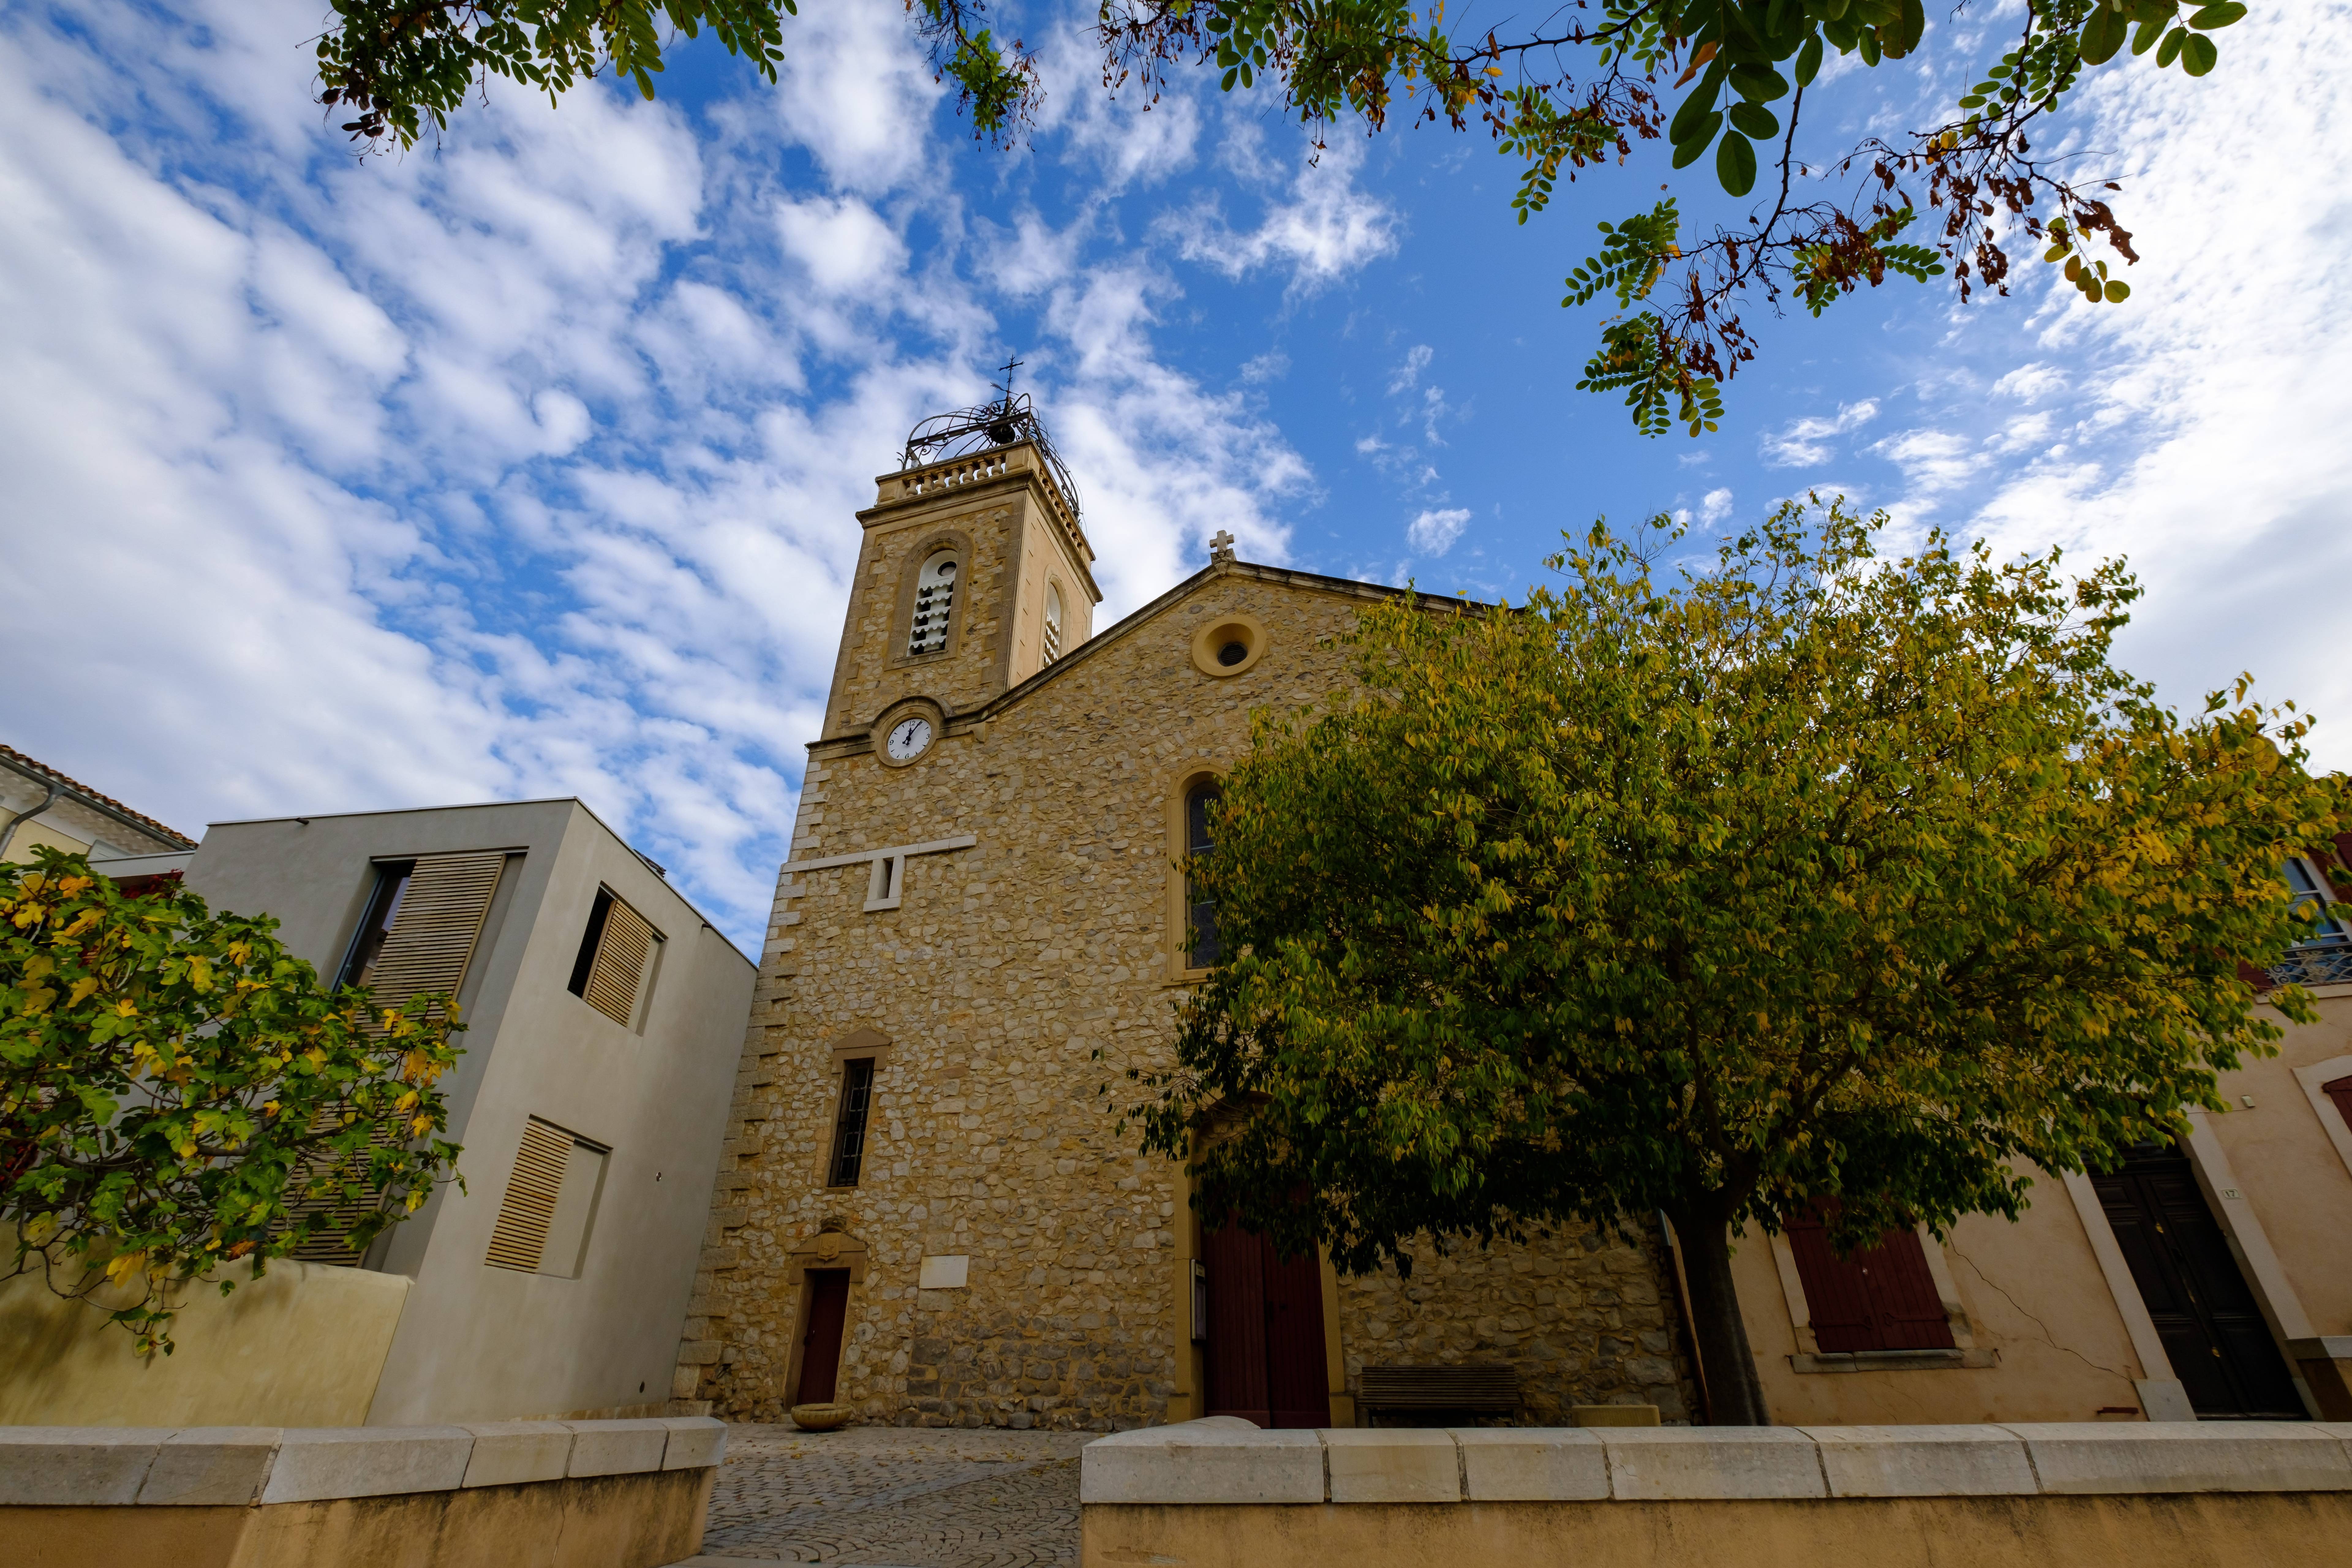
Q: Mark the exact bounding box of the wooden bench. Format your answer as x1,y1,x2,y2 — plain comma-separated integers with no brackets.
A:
1358,1364,1522,1423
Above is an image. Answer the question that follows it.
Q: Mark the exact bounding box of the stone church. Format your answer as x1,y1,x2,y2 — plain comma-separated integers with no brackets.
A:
671,400,1701,1430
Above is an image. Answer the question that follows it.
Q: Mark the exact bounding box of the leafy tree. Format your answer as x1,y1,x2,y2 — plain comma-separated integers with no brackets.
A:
1110,501,2341,1424
2,849,464,1354
313,0,2251,434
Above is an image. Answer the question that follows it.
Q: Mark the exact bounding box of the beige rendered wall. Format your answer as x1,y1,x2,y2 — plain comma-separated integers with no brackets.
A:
0,1260,407,1427
1081,1495,2352,1568
181,800,755,1426
2211,988,2352,1336
1734,1169,2158,1426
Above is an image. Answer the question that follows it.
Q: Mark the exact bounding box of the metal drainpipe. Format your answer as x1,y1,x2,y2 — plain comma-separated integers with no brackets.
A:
0,775,63,861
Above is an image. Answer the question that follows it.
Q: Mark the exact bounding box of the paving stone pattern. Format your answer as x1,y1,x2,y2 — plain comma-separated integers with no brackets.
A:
690,1424,1090,1566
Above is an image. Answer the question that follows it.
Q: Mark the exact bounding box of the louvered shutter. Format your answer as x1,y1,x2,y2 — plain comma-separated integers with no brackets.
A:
581,895,654,1027
485,1118,572,1272
362,851,507,1027
284,1118,406,1265
284,851,505,1262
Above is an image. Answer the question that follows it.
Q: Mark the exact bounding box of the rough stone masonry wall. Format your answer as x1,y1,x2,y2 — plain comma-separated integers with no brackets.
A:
675,564,1702,1429
1336,1226,1697,1424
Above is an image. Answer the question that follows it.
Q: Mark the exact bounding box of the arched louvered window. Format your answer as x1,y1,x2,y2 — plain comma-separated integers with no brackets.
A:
1042,582,1064,664
908,552,959,656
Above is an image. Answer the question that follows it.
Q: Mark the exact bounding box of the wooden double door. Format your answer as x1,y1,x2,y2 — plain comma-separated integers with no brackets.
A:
1201,1221,1331,1428
2092,1147,2303,1419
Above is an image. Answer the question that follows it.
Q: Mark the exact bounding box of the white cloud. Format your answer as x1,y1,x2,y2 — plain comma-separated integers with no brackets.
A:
1700,488,1734,525
1761,399,1881,467
1990,363,2067,403
1408,507,1472,556
1872,429,1984,498
775,196,909,296
1389,345,1433,394
0,0,1320,944
1170,133,1397,291
1906,8,2352,766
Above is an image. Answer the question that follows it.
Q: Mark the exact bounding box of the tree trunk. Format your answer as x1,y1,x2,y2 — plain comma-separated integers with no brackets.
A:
1667,1203,1772,1426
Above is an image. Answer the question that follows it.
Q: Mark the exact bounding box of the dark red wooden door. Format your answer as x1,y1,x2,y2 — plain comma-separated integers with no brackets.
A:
1262,1242,1330,1428
1202,1219,1331,1429
2093,1148,2302,1418
1202,1221,1271,1424
1786,1206,1956,1354
797,1269,850,1405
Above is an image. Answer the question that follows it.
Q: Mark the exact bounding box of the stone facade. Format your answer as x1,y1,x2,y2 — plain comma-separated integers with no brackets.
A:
673,436,1701,1430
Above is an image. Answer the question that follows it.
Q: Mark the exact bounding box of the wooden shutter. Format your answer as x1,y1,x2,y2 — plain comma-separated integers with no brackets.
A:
2327,1076,2352,1132
283,1118,404,1265
581,894,654,1027
485,1118,572,1272
363,851,506,1027
1786,1205,1957,1354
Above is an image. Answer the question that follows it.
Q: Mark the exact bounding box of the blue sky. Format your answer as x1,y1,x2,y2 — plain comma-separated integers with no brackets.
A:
3,0,2347,949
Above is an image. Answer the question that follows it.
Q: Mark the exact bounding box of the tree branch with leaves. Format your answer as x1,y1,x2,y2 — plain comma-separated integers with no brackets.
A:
311,0,2249,434
2,850,464,1354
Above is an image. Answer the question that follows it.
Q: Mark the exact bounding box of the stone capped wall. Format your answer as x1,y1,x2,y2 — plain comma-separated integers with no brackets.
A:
676,558,1702,1430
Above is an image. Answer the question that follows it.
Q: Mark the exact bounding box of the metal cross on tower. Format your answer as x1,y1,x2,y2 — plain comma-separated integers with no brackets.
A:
992,353,1024,407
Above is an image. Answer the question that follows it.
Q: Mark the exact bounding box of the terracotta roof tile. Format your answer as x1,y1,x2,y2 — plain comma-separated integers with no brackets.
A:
0,744,198,850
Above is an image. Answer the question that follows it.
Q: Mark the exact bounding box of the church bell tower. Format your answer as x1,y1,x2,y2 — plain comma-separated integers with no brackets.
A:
819,383,1100,745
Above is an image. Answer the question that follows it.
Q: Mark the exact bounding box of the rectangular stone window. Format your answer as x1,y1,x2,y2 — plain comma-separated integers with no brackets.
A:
827,1057,877,1187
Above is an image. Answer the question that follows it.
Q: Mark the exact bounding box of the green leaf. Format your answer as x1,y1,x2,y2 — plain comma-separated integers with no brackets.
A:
1669,73,1725,144
1794,33,1824,85
1717,130,1758,196
1672,112,1724,168
2180,32,2218,73
2104,279,2132,302
1730,64,1790,101
2132,17,2167,53
1728,100,1781,139
2078,6,2128,64
2188,2,2246,26
2157,25,2186,65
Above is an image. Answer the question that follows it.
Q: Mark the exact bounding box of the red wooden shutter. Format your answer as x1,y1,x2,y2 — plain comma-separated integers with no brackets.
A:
1786,1204,1956,1353
2325,1076,2352,1133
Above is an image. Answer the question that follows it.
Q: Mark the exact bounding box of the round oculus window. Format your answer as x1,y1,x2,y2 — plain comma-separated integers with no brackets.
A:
1190,614,1267,677
1216,640,1248,666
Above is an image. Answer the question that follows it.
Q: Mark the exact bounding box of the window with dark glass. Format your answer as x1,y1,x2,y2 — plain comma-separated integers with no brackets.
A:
337,860,416,989
1186,782,1221,969
827,1058,877,1187
567,888,614,997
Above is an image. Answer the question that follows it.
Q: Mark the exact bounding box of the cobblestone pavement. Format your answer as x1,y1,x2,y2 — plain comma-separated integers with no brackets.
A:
677,1424,1095,1567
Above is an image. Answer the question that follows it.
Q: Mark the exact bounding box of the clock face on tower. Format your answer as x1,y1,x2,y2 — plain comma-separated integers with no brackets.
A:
885,716,934,761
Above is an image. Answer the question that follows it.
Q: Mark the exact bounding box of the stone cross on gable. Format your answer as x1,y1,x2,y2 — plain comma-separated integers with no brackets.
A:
1209,530,1236,563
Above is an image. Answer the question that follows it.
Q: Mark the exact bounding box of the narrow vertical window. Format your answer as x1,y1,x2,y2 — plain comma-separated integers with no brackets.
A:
908,552,959,656
1186,782,1221,970
828,1058,878,1187
1042,582,1064,664
337,861,416,989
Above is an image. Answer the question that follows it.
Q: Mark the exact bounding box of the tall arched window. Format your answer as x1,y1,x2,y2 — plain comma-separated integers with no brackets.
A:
1186,781,1221,968
1042,582,1064,664
907,552,959,656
